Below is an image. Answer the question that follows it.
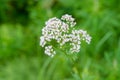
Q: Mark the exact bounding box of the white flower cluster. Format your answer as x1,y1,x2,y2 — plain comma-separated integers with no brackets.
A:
40,14,91,57
45,46,56,57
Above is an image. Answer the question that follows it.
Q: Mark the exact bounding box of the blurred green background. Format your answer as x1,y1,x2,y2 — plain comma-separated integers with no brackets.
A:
0,0,120,80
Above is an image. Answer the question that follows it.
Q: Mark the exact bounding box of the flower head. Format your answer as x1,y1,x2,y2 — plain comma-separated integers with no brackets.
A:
40,14,92,57
45,45,56,57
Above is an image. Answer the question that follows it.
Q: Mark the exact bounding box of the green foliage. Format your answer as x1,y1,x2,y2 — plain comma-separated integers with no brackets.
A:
0,0,120,80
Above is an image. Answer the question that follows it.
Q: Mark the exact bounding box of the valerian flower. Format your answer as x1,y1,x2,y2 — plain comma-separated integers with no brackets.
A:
40,14,91,57
44,46,56,57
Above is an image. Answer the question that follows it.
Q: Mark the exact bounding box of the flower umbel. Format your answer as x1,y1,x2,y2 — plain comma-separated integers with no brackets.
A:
45,46,56,57
40,14,91,57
